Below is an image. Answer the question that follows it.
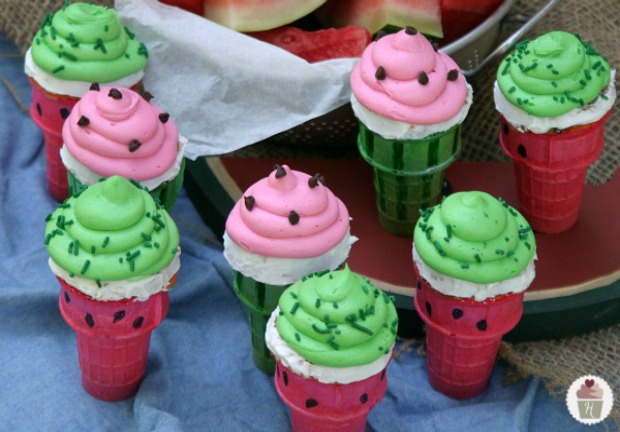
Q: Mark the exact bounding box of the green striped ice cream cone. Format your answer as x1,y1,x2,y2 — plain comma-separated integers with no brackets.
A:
233,270,288,375
357,122,462,236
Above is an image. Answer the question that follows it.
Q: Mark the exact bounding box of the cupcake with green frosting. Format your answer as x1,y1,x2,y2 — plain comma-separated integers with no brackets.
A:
45,176,180,401
412,191,536,399
26,1,149,202
266,266,398,431
495,30,616,234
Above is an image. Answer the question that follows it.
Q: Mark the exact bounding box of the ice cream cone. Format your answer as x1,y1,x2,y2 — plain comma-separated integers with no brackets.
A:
274,361,388,432
358,122,461,236
233,271,288,375
57,277,173,401
414,272,524,399
500,112,611,234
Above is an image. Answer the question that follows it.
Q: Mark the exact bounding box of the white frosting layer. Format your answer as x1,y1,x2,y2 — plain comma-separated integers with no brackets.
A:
24,48,144,98
494,70,616,134
223,230,357,285
49,249,181,302
61,136,187,191
350,82,473,140
412,246,536,301
265,307,392,384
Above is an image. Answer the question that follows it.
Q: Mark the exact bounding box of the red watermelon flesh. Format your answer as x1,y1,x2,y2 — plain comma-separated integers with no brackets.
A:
314,0,443,37
247,26,372,63
204,0,328,31
440,0,504,44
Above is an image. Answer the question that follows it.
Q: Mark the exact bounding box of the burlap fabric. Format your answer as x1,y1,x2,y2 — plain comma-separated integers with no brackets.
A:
1,0,618,425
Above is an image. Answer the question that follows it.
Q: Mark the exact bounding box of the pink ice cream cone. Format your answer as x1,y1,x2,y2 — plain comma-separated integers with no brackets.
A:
414,271,524,399
58,278,171,401
500,112,611,234
274,361,388,432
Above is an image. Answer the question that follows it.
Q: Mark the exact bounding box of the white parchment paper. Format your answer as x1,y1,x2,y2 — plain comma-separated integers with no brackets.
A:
116,0,357,159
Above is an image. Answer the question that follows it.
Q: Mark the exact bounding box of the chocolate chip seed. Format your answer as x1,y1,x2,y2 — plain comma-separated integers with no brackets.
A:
158,113,170,124
129,139,142,152
425,301,432,317
452,308,463,319
244,195,255,211
133,316,144,329
308,174,325,188
289,211,300,225
77,116,90,126
141,91,154,102
418,71,429,85
60,108,70,120
477,320,488,331
90,82,100,91
108,88,122,100
375,66,386,80
447,69,459,81
360,393,369,404
405,26,418,35
305,399,318,409
274,164,287,178
85,313,94,328
113,310,126,323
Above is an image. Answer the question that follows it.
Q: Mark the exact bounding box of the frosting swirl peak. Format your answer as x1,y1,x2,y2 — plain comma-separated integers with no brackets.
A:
496,31,612,117
275,267,398,367
63,86,179,181
350,29,469,124
413,191,536,284
225,165,351,258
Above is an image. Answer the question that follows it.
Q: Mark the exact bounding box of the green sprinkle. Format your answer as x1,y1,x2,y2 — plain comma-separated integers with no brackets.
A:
137,43,149,58
361,284,369,294
102,236,110,248
45,213,53,222
56,215,65,229
432,240,446,256
552,69,559,75
90,245,96,254
350,322,374,336
585,69,591,80
124,27,136,40
67,242,74,253
44,234,52,245
62,51,77,62
461,262,470,269
290,302,299,315
143,242,152,248
72,240,79,256
52,65,65,74
126,250,141,261
294,333,301,342
551,81,558,88
80,260,90,275
94,38,107,54
592,61,601,69
496,249,505,255
141,233,152,241
507,86,516,94
446,224,452,239
359,308,366,321
311,324,331,334
333,302,338,309
326,335,335,343
104,24,109,32
315,298,321,308
474,253,481,263
329,342,339,350
95,279,102,288
345,313,357,323
119,257,123,263
501,62,510,75
601,93,609,100
154,242,160,248
129,259,135,272
524,241,531,250
152,215,165,228
289,291,297,299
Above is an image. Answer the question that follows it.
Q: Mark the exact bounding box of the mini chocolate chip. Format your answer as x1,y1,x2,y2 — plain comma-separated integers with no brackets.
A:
308,174,325,188
36,103,42,116
113,310,126,323
129,139,142,152
90,83,100,91
244,195,255,211
305,399,318,409
425,301,432,317
158,113,170,124
476,320,488,331
85,313,94,328
283,371,288,386
360,393,368,404
64,291,70,303
141,91,154,102
452,308,463,319
289,211,300,225
503,124,509,135
447,69,459,81
375,66,386,80
133,316,144,329
418,71,429,85
405,26,418,35
77,116,90,126
60,108,70,119
108,88,122,100
517,144,527,158
273,164,287,178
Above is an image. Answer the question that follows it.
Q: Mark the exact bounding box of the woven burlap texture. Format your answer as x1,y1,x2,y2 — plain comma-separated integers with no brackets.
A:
1,0,619,425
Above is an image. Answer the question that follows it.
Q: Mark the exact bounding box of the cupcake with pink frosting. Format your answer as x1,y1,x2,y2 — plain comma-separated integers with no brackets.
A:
61,85,186,211
223,164,356,375
350,26,473,236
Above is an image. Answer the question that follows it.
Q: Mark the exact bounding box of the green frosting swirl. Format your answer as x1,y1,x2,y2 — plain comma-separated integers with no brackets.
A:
497,31,611,117
45,176,179,282
413,191,535,284
31,2,148,82
276,266,398,368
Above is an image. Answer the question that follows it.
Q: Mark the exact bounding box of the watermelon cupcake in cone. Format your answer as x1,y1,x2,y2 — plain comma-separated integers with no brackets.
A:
44,176,180,401
350,27,473,236
495,30,616,234
224,164,356,375
266,266,398,432
25,2,148,202
61,85,186,211
412,191,536,399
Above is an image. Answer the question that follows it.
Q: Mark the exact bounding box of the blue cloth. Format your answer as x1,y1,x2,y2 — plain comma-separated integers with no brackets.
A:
0,32,595,432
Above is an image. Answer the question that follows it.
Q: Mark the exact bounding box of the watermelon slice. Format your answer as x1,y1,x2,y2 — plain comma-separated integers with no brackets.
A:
247,26,372,63
314,0,443,37
440,0,504,44
203,0,328,32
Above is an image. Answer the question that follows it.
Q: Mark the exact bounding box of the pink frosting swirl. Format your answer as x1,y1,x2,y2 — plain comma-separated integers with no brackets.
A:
225,165,351,258
350,29,468,125
62,86,178,181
